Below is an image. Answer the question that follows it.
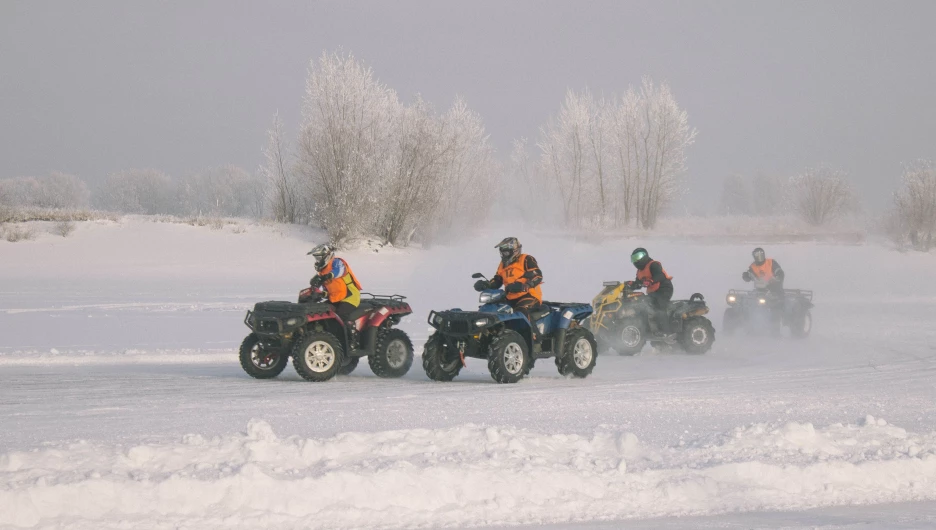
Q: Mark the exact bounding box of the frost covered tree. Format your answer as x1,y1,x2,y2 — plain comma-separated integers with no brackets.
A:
425,97,496,242
178,165,264,218
505,138,546,224
534,78,695,229
0,173,90,210
627,79,696,229
751,173,788,215
890,160,936,251
789,165,854,226
719,175,751,215
96,169,177,215
294,51,495,246
261,112,305,224
296,51,395,243
538,89,592,227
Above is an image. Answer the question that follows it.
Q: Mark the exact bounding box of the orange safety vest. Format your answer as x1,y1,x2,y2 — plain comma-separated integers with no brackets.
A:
319,258,362,305
750,259,774,282
751,259,773,282
496,254,543,302
637,260,673,293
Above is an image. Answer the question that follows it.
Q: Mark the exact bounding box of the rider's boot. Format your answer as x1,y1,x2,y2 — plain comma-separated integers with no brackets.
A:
346,321,359,353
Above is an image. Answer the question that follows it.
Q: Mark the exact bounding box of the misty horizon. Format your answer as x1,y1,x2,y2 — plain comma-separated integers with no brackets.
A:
2,0,935,213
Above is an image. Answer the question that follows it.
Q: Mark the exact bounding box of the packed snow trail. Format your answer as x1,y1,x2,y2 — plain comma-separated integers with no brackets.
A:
2,219,936,528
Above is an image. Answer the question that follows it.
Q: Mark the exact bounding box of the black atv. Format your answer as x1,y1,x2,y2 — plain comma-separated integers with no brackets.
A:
588,280,715,355
239,286,414,381
723,288,813,338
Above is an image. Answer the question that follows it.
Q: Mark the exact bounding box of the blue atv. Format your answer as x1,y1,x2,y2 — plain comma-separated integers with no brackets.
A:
422,273,598,384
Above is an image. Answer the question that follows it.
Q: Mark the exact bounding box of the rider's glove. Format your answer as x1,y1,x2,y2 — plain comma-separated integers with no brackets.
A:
473,279,490,292
505,282,526,293
310,276,322,288
741,271,752,282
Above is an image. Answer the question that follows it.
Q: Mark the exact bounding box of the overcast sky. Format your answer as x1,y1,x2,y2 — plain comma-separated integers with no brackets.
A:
2,0,934,211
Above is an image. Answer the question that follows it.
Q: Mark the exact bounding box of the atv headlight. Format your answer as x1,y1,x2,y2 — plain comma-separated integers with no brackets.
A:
479,291,497,304
474,318,490,327
434,315,443,325
758,298,767,305
285,317,301,327
726,295,737,304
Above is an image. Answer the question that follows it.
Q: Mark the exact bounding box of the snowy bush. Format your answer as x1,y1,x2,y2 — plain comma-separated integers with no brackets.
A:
889,160,936,251
533,78,696,230
53,220,76,237
789,165,855,226
1,224,36,242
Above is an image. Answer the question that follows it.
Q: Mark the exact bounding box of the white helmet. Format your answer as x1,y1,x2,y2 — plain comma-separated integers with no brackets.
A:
307,244,335,272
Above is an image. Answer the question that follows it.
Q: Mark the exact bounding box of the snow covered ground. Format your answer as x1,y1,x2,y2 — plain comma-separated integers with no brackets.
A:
1,218,936,529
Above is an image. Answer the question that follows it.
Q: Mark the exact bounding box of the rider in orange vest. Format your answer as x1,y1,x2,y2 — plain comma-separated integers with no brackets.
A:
308,243,362,325
631,247,674,334
742,247,784,294
474,237,543,324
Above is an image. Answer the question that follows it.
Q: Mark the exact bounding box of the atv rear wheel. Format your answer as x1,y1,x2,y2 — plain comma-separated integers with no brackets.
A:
338,356,359,375
369,328,414,378
556,328,597,378
422,332,462,381
680,317,715,354
238,333,288,379
612,318,646,356
488,329,530,384
292,331,343,382
790,309,812,339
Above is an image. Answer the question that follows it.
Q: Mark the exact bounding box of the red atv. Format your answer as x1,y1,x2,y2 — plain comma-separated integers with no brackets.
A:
239,286,414,382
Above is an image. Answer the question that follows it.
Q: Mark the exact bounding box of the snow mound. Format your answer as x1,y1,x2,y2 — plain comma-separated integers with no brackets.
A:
2,418,935,529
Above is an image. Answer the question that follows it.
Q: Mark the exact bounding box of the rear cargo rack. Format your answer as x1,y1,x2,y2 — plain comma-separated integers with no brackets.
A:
361,292,407,301
728,288,812,301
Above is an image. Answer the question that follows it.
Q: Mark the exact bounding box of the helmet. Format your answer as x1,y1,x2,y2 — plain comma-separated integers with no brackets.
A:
752,247,766,265
307,243,336,272
630,247,649,269
496,237,522,265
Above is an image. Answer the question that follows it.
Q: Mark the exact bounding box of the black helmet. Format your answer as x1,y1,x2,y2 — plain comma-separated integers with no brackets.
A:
496,237,522,265
752,247,766,265
307,243,336,272
630,247,649,269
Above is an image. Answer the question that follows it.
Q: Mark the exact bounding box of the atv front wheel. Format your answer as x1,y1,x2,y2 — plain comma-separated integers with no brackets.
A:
292,331,343,382
422,332,462,382
790,309,812,339
487,329,530,384
369,328,414,378
612,318,646,356
239,333,289,379
556,328,597,378
680,317,715,354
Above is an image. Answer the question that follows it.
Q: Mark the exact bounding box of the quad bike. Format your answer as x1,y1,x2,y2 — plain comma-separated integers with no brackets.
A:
239,285,414,381
587,280,715,355
723,288,813,338
422,273,597,384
